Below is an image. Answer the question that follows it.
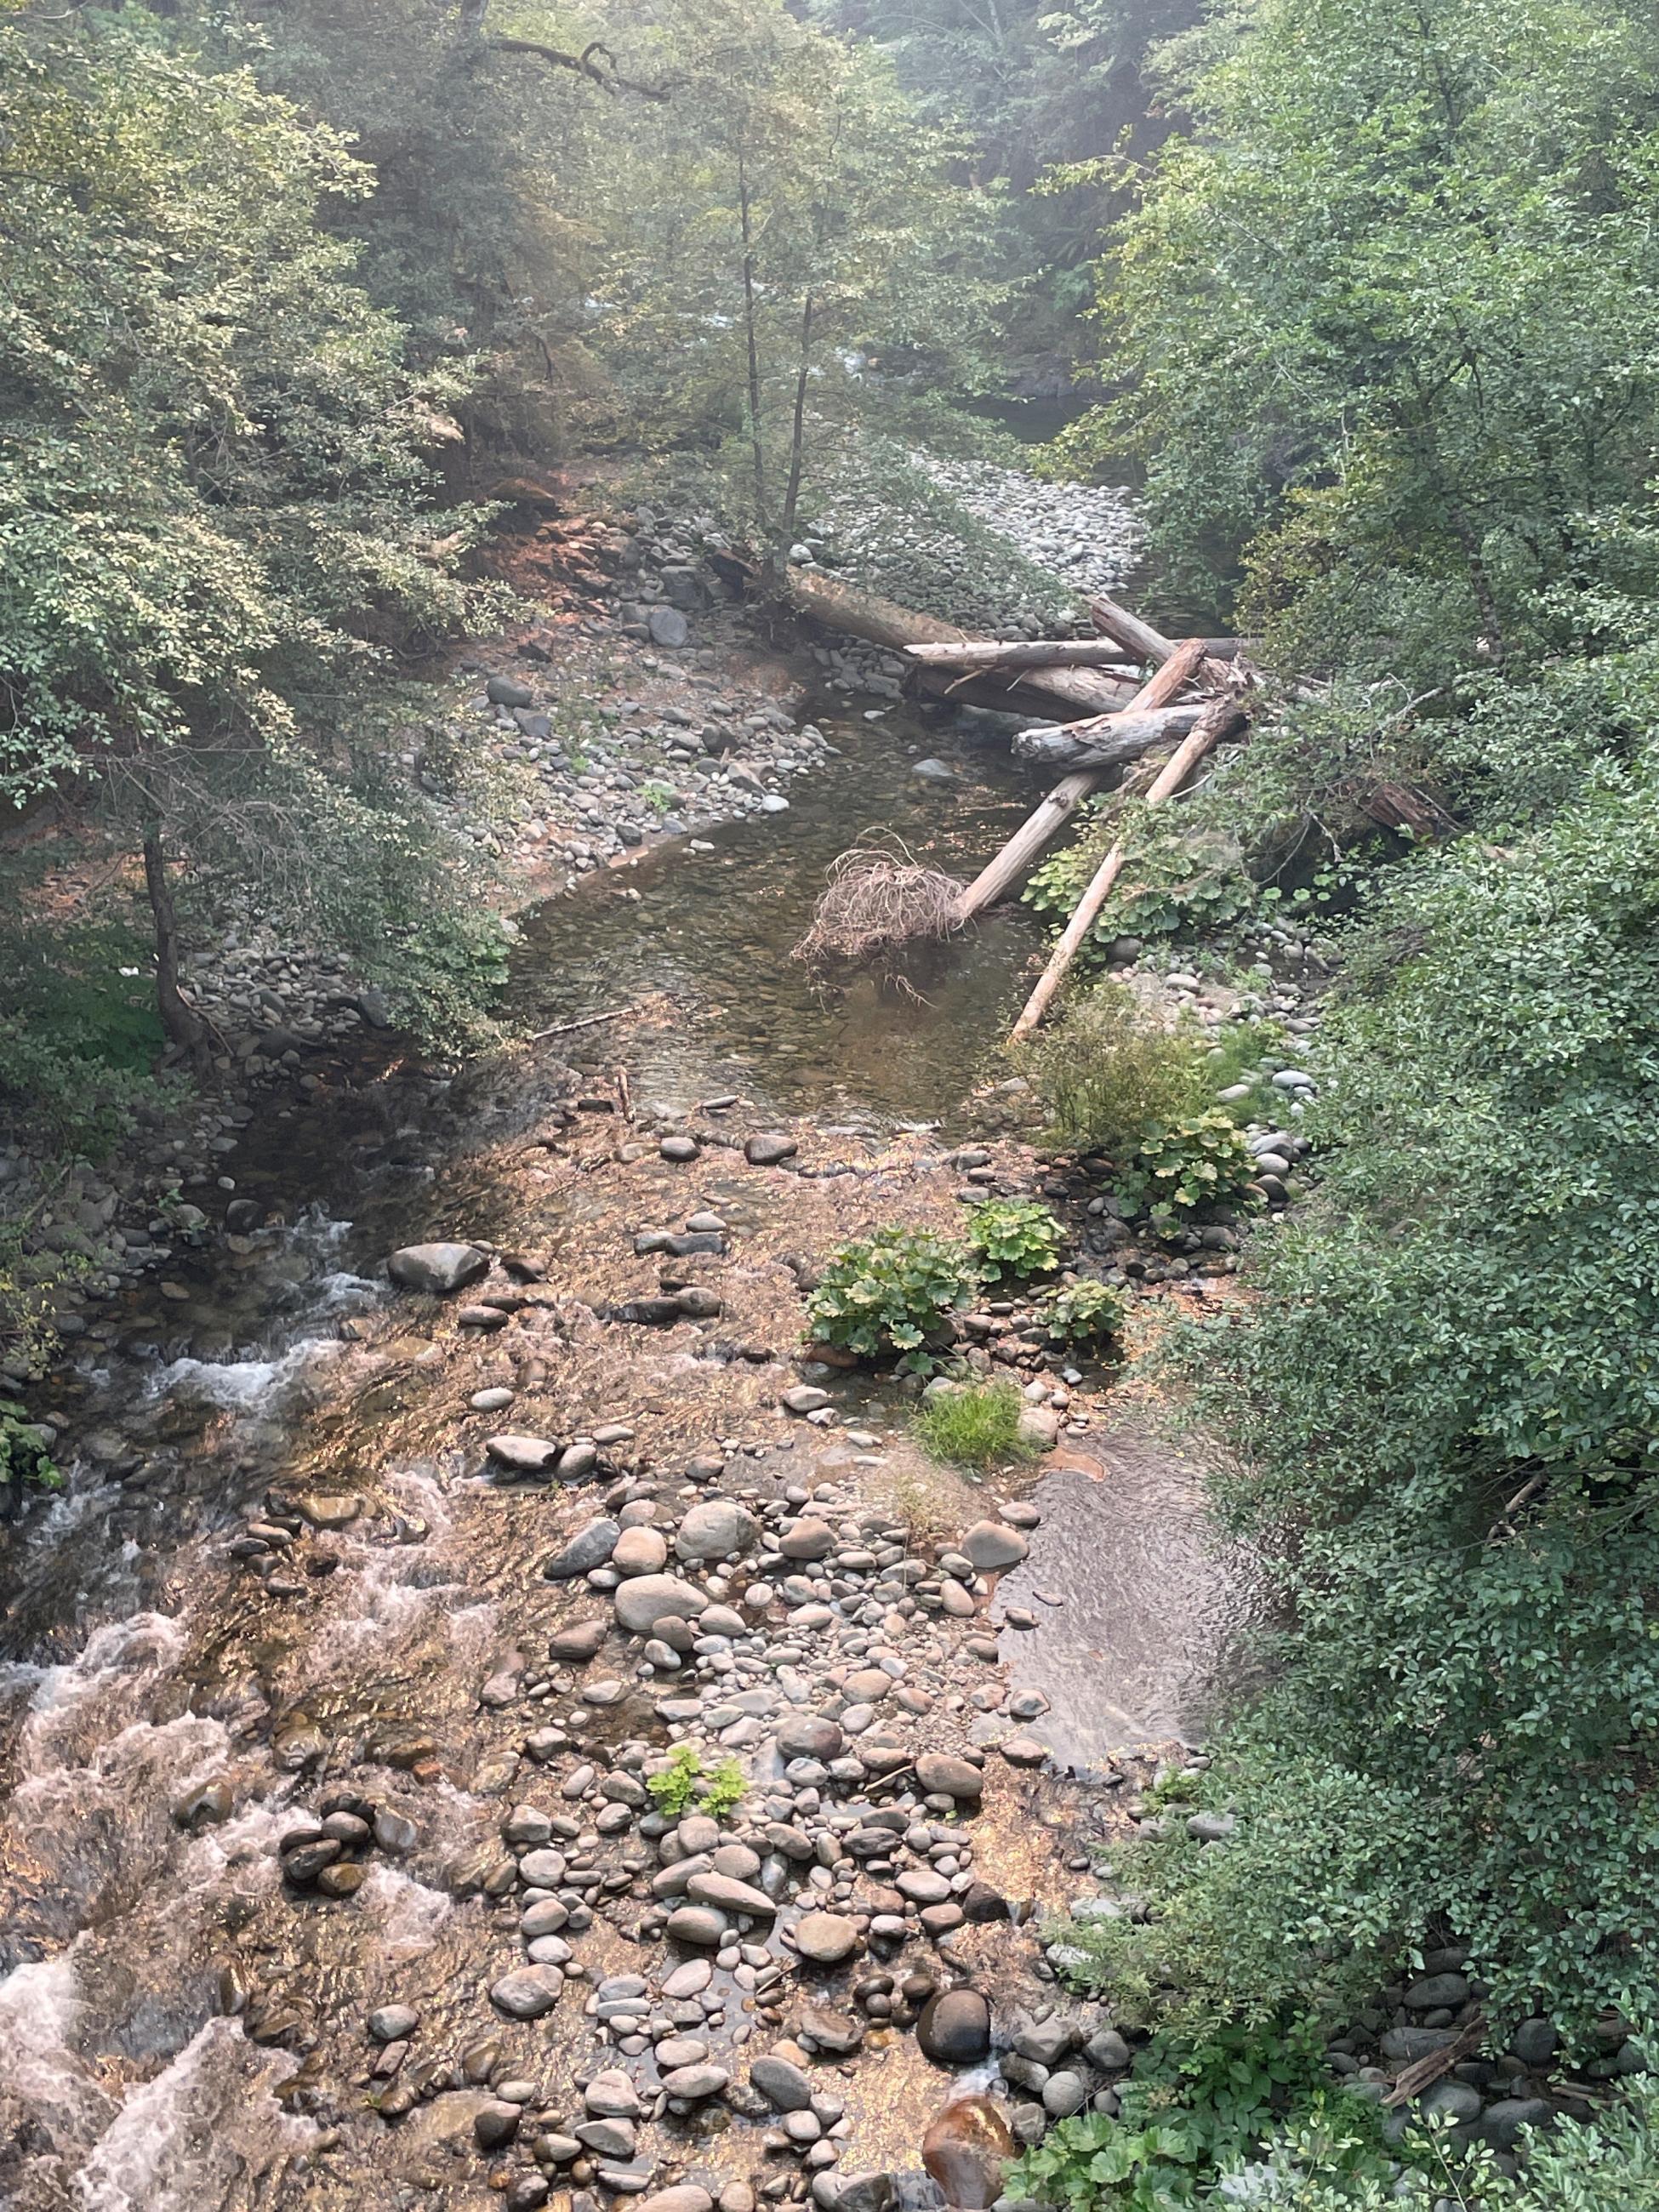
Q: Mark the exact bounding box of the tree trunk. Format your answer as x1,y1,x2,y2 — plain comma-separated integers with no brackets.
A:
142,824,208,1074
1014,704,1206,771
905,641,1139,671
1009,698,1248,1040
955,770,1104,923
738,153,767,542
782,571,1136,717
776,293,814,573
1017,634,1210,763
1088,591,1177,665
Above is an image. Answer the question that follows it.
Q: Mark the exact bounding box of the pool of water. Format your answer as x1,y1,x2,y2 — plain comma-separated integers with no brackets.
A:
507,704,1047,1126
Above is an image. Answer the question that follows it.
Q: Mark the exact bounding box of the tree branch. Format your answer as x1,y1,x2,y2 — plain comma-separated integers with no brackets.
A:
487,35,674,100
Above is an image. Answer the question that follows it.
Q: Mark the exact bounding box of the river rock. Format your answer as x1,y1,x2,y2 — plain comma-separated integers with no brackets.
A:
687,1871,777,1917
549,1617,610,1662
776,1715,845,1762
915,1753,983,1799
542,1519,622,1580
638,2192,714,2212
489,1969,564,2020
368,2004,420,2044
746,1133,799,1166
921,2095,1013,2209
388,1242,488,1294
666,1905,729,1946
917,1988,991,2067
615,1574,710,1634
960,1520,1028,1571
475,2099,522,2149
662,2063,731,2100
612,1525,670,1576
488,1433,563,1475
585,2070,643,2118
750,2055,814,2112
675,1499,760,1560
487,676,534,708
780,1388,830,1417
793,1911,860,1964
779,1519,835,1558
648,607,690,648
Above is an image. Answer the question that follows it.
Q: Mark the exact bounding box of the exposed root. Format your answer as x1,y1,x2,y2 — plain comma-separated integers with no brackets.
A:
793,844,966,966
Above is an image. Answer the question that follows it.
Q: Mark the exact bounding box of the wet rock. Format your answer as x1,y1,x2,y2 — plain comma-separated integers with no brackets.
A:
542,1519,621,1580
662,2063,731,2100
921,2095,1014,2209
960,1520,1028,1571
388,1242,488,1293
476,2100,522,2149
998,1736,1048,1768
751,2055,814,2112
173,1777,233,1829
794,1911,860,1965
798,2004,864,2056
675,1499,760,1560
368,2005,420,2044
687,1871,777,1917
578,2118,639,2160
488,1433,563,1476
316,1861,368,1898
295,1491,362,1530
638,2192,714,2212
280,1838,343,1884
489,1969,564,2020
550,1618,610,1662
1015,2015,1080,2067
917,1987,991,2067
915,1753,983,1799
614,1574,710,1634
667,1905,729,1946
373,1809,419,1854
585,2071,644,2118
746,1134,798,1166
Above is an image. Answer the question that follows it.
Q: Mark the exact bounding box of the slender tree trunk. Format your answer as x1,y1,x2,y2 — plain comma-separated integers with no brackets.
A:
775,292,815,579
142,824,208,1074
737,152,768,544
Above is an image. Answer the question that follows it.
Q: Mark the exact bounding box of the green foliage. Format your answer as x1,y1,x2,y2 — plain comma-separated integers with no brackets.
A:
0,9,482,807
1017,982,1216,1157
1040,1275,1129,1350
0,897,170,1156
914,1380,1038,1469
646,1745,746,1819
1025,809,1258,956
0,1401,61,1504
804,1226,976,1368
640,781,675,818
1124,767,1659,2038
966,1198,1063,1282
1240,2078,1659,2208
1119,1111,1262,1231
1009,2019,1388,2209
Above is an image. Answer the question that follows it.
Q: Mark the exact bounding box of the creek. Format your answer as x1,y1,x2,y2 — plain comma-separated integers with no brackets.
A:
0,682,1242,2211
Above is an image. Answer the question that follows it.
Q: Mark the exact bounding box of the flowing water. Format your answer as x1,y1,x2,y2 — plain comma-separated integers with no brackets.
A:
0,693,1244,2209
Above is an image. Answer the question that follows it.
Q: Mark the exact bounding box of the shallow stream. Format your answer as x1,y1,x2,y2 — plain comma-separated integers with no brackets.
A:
0,690,1241,2210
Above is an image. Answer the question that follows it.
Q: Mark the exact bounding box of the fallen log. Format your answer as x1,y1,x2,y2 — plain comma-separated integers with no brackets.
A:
1009,696,1249,1040
1018,635,1215,766
905,641,1138,671
1015,704,1206,772
959,640,1213,921
1089,591,1177,665
784,570,1136,718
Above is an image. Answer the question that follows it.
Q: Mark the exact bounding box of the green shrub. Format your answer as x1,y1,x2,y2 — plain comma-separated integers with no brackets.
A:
1119,1111,1263,1231
1040,1277,1130,1350
1024,809,1258,955
645,1746,747,1820
804,1226,975,1369
1008,2019,1390,2211
1,1400,60,1515
966,1198,1063,1282
1016,983,1214,1159
914,1380,1038,1469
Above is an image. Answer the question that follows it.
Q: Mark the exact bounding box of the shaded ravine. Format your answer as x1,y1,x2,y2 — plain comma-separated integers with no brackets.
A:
0,693,1243,2212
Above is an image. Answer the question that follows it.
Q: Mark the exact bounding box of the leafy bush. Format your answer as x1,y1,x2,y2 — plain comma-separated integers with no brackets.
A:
966,1198,1064,1282
1017,983,1215,1158
1040,1277,1130,1350
1,1401,60,1517
914,1381,1039,1469
1024,809,1258,955
804,1227,975,1368
645,1746,746,1820
1008,2019,1390,2210
1129,770,1659,2039
1243,2073,1659,2209
1119,1111,1263,1230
